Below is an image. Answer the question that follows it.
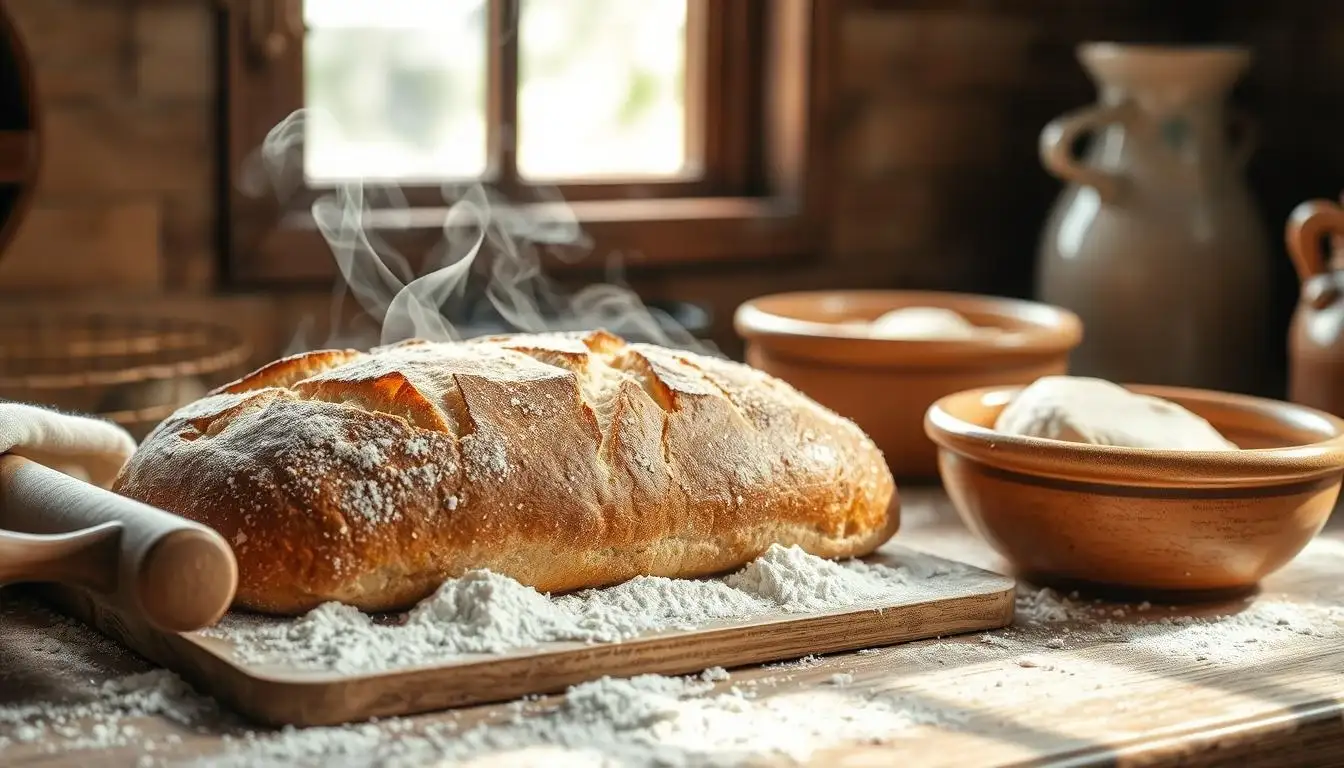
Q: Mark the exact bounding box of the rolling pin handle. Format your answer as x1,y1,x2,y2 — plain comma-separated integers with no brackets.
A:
135,527,240,633
0,454,238,633
0,522,122,594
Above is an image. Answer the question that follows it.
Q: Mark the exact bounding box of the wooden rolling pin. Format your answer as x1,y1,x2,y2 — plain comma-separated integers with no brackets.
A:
0,454,237,633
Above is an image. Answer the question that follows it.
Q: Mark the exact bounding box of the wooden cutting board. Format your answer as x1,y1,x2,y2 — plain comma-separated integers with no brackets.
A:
45,545,1014,728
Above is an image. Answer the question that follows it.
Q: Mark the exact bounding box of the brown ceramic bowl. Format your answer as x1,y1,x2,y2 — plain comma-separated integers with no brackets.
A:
734,290,1083,479
925,384,1344,596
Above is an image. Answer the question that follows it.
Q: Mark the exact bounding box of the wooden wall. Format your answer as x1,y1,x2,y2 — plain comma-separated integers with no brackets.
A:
0,0,218,293
0,0,1338,369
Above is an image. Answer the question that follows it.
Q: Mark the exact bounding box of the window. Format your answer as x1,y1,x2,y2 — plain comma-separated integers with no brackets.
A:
304,0,688,183
225,0,826,283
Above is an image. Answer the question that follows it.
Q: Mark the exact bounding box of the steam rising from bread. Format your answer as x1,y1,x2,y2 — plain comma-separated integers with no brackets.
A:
245,109,711,354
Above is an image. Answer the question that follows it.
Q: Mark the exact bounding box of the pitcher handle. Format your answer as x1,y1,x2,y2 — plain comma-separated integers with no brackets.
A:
1039,102,1131,204
1286,199,1344,310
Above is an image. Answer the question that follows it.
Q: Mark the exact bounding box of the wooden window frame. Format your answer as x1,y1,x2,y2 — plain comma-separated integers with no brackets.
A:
223,0,831,285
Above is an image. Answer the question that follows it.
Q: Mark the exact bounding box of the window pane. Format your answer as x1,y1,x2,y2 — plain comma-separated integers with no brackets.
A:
303,0,488,182
518,0,688,180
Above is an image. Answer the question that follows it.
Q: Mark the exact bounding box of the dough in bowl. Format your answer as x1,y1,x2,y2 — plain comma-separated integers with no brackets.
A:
112,330,900,615
865,306,988,340
994,376,1238,451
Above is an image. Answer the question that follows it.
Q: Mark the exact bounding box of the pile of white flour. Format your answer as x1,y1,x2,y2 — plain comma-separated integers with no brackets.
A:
4,537,1343,766
206,544,945,673
0,553,956,768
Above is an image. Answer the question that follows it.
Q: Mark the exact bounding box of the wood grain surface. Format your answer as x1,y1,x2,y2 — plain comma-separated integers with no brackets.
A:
2,486,1342,767
44,545,1014,727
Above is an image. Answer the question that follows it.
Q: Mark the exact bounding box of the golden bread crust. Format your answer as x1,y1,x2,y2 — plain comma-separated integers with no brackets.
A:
112,330,899,615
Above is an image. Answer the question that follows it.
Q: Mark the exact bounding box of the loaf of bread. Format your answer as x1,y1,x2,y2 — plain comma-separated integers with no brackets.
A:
112,330,899,615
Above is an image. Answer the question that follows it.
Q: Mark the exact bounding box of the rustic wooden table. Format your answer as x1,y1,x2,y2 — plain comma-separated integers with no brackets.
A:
2,486,1342,767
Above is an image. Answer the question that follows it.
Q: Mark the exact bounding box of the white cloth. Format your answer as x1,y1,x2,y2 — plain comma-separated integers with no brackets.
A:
0,402,137,488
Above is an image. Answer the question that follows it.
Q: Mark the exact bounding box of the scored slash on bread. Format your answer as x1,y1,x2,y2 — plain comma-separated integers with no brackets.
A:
112,330,900,615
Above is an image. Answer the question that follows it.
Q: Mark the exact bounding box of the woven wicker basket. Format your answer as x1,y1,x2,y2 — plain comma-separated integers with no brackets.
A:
0,313,251,441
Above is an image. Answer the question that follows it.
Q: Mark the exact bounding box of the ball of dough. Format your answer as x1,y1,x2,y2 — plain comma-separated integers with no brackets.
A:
993,376,1238,451
866,307,986,340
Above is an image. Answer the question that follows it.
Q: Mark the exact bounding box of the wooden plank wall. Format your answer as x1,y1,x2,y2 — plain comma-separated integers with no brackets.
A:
0,0,1339,370
0,0,216,293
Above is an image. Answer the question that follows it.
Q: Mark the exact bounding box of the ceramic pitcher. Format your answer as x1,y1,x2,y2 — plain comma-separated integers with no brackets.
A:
1286,198,1344,416
1036,43,1271,394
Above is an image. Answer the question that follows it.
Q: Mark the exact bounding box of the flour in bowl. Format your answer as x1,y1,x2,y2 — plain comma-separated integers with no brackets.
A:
994,375,1238,450
204,544,932,674
836,306,1000,340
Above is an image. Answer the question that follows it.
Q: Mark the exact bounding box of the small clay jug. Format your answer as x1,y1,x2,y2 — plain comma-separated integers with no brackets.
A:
1036,43,1271,394
1286,198,1344,416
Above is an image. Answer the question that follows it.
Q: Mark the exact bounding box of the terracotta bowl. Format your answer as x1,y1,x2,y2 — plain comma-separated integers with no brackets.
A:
733,290,1083,479
925,384,1344,596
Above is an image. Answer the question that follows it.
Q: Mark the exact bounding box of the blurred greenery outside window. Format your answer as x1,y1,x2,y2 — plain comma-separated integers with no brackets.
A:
303,0,688,183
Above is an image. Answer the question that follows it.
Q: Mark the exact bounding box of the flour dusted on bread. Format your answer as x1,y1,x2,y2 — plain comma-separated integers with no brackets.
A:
993,376,1237,451
112,330,899,615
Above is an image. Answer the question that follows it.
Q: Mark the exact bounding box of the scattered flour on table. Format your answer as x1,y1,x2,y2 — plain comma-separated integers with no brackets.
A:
1013,584,1344,664
0,606,953,767
204,673,951,768
0,670,215,754
0,601,224,757
7,537,1344,766
827,673,855,687
203,544,934,674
